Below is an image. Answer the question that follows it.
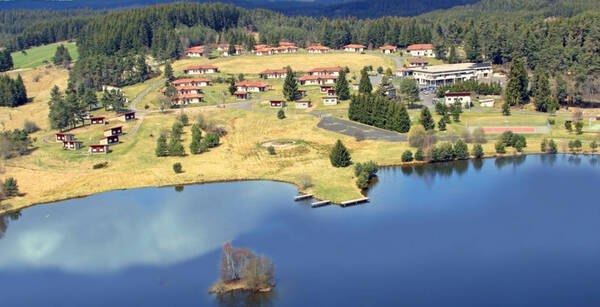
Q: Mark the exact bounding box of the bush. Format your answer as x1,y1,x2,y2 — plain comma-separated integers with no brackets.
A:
541,139,548,152
575,121,584,135
453,139,468,160
401,150,413,162
432,143,455,162
330,140,352,167
3,177,19,197
23,120,39,133
355,161,378,189
356,172,370,189
277,109,285,120
415,147,424,161
267,146,276,155
179,113,189,125
472,144,484,158
171,122,184,140
565,121,572,132
548,139,558,154
514,138,526,152
495,140,506,154
591,141,598,152
92,162,108,169
203,132,220,148
547,118,555,125
173,162,182,173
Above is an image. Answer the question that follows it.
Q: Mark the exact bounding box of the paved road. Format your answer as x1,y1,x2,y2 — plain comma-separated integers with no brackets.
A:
316,115,407,142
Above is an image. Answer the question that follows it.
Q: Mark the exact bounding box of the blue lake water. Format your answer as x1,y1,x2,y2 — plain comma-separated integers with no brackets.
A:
0,155,599,306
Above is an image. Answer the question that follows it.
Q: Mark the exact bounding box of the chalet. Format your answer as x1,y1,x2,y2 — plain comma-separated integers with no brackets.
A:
299,75,337,86
185,46,204,57
379,45,397,54
396,67,411,77
320,85,335,93
273,45,298,54
183,65,219,75
90,117,105,125
172,78,212,87
344,44,366,52
236,81,272,92
295,100,312,109
309,67,341,76
411,62,493,86
234,91,250,100
322,96,338,106
99,135,119,145
175,94,204,105
104,126,122,137
408,58,429,67
62,140,83,150
269,100,285,108
55,133,75,142
89,144,109,154
259,68,288,79
118,111,135,122
306,45,331,54
445,92,472,107
479,99,495,107
254,47,274,56
406,44,435,57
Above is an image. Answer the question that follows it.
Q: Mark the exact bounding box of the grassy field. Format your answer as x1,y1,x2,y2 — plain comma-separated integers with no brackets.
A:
10,42,78,69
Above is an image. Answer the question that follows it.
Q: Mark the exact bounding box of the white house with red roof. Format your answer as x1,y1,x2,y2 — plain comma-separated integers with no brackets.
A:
236,81,272,92
344,44,366,52
406,44,435,57
172,78,212,87
308,67,341,77
185,46,204,57
183,65,219,75
259,68,289,79
299,75,337,86
379,45,397,54
306,45,331,54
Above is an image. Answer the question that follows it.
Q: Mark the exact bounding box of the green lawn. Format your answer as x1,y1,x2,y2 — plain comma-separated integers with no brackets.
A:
10,42,78,69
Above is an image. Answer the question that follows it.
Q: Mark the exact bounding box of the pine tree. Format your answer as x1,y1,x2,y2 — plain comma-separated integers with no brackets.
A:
335,69,350,100
0,49,14,72
505,57,529,106
155,134,169,157
438,117,446,131
502,102,511,116
533,70,551,112
454,139,468,159
164,62,174,81
228,77,237,95
358,68,372,94
472,144,484,158
82,88,98,111
448,44,457,64
396,103,411,133
329,139,352,167
228,43,236,56
399,78,419,104
419,107,435,130
3,177,19,197
277,109,285,119
464,31,482,62
282,66,299,101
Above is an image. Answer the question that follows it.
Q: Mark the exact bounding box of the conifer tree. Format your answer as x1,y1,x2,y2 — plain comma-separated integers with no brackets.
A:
464,31,482,62
533,70,551,112
438,117,446,131
502,102,511,116
448,45,457,64
228,77,237,95
358,68,372,94
329,139,352,167
472,144,484,158
155,134,169,157
505,57,529,106
164,62,174,81
396,103,411,133
419,107,435,130
228,43,236,56
3,177,19,197
282,66,299,101
0,49,13,72
335,69,350,100
454,139,468,159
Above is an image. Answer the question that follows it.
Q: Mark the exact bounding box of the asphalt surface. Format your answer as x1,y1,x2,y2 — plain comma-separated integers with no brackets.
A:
317,115,407,142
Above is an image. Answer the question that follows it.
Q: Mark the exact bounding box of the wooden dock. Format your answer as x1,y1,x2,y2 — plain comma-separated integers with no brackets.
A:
340,197,369,207
294,194,313,201
311,200,331,208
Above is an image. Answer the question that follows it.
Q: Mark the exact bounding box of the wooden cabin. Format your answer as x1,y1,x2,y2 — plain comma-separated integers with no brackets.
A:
269,100,285,108
90,117,105,125
55,133,75,142
322,96,339,106
62,140,83,150
118,112,135,122
295,100,312,109
183,65,219,75
99,135,119,145
104,126,123,137
89,144,109,154
234,91,250,100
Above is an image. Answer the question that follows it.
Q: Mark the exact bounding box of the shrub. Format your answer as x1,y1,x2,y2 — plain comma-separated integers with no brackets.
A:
92,162,108,169
277,109,285,119
453,139,469,160
355,161,378,189
171,122,184,140
541,139,548,152
267,146,276,155
432,143,455,162
575,121,584,135
415,147,424,161
356,172,370,189
3,177,18,197
547,118,555,125
23,120,39,133
401,150,413,162
514,138,526,152
155,134,169,157
548,139,558,154
565,121,572,132
173,162,182,173
495,140,506,154
591,141,598,152
330,140,352,167
203,132,220,148
179,113,189,125
472,144,484,158
500,131,515,146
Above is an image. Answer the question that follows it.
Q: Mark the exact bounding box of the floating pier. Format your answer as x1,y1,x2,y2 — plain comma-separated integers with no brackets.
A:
311,200,331,208
294,194,313,201
340,197,369,207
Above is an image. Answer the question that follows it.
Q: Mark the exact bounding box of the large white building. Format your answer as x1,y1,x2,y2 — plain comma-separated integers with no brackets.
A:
410,62,493,86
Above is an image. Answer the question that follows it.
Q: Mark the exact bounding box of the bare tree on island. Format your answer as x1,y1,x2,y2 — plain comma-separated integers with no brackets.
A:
213,242,275,294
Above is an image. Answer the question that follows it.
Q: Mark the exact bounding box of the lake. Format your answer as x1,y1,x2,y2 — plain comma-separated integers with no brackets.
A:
1,155,599,306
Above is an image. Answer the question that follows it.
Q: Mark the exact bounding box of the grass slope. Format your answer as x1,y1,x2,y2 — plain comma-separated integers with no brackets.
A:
10,42,78,69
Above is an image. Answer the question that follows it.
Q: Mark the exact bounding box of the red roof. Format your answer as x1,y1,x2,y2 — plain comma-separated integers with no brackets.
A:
396,67,408,71
255,48,273,53
184,65,218,70
407,43,434,51
344,44,366,48
445,92,471,97
306,45,331,51
172,78,212,85
279,41,296,47
176,85,204,90
233,91,248,95
379,45,397,50
186,46,204,52
236,81,271,88
254,44,271,50
309,67,341,73
177,93,204,99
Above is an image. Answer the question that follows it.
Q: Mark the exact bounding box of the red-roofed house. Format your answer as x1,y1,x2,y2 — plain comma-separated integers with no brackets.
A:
259,68,288,79
175,94,204,105
344,44,366,52
185,46,204,57
379,45,397,54
269,100,285,108
309,67,342,76
183,65,219,75
172,78,212,87
299,75,337,86
55,133,75,142
89,144,109,154
234,91,250,100
236,81,272,92
254,47,274,56
306,45,331,54
279,41,296,47
408,58,429,67
218,44,245,56
273,45,298,54
406,44,435,57
63,140,83,150
396,67,411,77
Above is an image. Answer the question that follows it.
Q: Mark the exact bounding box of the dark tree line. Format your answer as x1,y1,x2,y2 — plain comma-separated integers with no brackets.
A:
0,49,13,72
68,54,153,90
0,74,27,107
348,93,411,133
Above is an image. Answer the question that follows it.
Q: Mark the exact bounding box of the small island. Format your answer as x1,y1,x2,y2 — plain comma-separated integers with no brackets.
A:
209,242,275,295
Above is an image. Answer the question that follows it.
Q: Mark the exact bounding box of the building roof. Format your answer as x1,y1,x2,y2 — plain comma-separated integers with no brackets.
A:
254,47,274,53
184,65,218,70
89,144,109,147
254,44,271,49
322,96,338,99
407,43,434,51
320,85,335,88
396,67,409,71
260,68,288,74
306,45,331,51
186,46,204,53
270,100,284,103
309,67,342,73
344,44,366,48
275,46,298,51
233,91,248,95
172,78,212,85
408,58,429,64
445,92,471,97
62,140,82,143
279,41,296,47
56,133,74,136
177,94,204,99
379,45,397,50
236,81,271,87
410,62,492,74
90,116,105,119
104,126,122,131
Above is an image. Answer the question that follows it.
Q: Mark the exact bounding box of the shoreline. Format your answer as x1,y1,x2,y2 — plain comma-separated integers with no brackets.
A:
2,151,595,215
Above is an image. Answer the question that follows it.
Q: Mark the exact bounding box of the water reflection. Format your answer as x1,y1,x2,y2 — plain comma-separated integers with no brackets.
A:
590,157,598,166
540,154,558,166
494,155,526,169
472,158,484,170
0,210,21,239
